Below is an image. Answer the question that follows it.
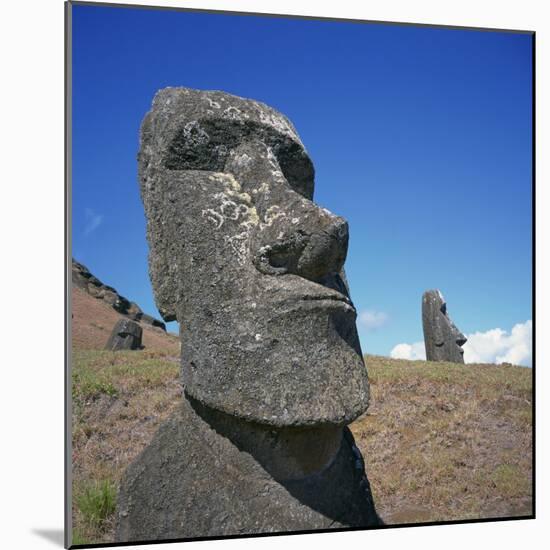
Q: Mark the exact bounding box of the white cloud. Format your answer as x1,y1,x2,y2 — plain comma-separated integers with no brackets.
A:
463,320,532,367
389,320,532,367
390,341,426,360
358,310,389,332
84,208,103,236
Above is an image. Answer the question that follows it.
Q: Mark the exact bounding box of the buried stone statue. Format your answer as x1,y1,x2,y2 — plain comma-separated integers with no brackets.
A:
115,88,380,541
104,318,143,351
422,289,467,363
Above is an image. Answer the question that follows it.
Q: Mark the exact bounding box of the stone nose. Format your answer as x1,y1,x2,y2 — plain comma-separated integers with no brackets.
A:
252,204,349,282
456,334,467,347
223,138,349,282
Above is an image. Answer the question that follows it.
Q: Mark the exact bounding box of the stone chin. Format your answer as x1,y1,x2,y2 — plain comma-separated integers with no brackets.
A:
179,285,370,428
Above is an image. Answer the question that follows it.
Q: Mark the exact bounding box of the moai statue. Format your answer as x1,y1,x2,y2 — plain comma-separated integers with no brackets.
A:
105,318,142,351
422,289,467,363
115,88,380,542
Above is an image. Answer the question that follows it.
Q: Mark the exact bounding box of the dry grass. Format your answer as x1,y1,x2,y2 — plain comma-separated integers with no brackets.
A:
71,283,182,544
350,355,533,524
71,349,181,544
70,346,532,543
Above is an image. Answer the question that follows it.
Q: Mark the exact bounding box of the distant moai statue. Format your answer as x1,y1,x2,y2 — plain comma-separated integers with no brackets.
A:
422,289,467,363
105,318,142,351
115,88,380,542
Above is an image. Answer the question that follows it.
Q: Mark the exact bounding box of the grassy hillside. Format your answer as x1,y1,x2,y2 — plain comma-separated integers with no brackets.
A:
353,356,532,524
70,345,532,545
71,286,180,353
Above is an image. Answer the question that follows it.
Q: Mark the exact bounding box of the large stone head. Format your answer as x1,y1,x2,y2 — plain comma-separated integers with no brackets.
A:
422,289,467,363
138,88,369,426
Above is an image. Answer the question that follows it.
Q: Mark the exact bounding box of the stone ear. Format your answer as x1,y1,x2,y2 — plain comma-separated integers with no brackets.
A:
140,171,182,324
433,319,445,346
147,246,178,323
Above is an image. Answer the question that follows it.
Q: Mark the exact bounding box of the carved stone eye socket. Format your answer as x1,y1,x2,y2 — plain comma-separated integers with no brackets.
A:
440,303,447,315
163,119,315,200
272,141,314,200
164,125,227,172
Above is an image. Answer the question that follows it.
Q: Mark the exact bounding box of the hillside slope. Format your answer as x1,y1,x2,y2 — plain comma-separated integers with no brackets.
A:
353,356,532,524
70,345,532,544
71,286,179,354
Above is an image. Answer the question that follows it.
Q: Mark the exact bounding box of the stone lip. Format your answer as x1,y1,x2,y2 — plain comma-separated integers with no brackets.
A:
72,258,166,331
115,393,381,543
422,289,467,363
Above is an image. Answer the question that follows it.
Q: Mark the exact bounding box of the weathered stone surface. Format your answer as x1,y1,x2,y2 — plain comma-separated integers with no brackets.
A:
116,87,379,541
126,302,142,320
139,313,166,330
105,318,143,351
115,394,380,541
138,87,369,426
112,295,132,315
71,259,93,289
71,258,166,331
101,290,119,307
422,289,467,363
87,283,101,297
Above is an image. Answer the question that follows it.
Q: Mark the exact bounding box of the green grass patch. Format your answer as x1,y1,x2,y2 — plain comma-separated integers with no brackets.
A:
71,528,89,546
73,368,118,401
491,463,527,497
75,479,117,527
72,350,179,403
366,354,532,394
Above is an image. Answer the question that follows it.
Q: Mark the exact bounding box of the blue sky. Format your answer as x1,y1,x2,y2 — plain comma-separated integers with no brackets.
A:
71,4,532,364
